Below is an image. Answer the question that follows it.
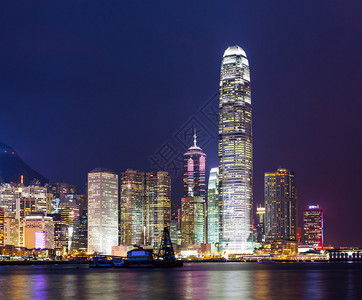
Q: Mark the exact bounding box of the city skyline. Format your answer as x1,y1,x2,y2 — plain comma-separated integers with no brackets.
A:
1,1,362,249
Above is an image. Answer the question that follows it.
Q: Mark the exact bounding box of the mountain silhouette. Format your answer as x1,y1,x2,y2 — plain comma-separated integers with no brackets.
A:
0,141,48,185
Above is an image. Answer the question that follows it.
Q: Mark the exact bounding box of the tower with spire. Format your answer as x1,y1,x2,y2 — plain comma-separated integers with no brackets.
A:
183,128,206,199
181,128,207,245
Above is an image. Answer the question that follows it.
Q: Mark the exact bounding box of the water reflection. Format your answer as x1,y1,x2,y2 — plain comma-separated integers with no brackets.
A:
0,263,361,299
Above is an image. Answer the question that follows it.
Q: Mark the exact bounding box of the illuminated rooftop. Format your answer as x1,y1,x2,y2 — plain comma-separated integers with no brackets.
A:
223,45,246,58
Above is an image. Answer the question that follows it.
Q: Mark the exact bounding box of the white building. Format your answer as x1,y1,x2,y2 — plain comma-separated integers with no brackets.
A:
88,168,118,255
218,46,253,253
24,215,54,249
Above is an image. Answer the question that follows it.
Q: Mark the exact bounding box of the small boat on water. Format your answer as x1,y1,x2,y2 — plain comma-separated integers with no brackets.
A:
258,259,276,264
126,248,154,268
89,257,114,268
112,258,125,268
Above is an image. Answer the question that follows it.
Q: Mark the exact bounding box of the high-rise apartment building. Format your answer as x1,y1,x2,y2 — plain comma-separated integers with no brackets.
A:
145,171,171,248
218,45,253,253
88,168,118,255
119,169,145,245
303,205,323,249
207,167,219,244
265,168,297,241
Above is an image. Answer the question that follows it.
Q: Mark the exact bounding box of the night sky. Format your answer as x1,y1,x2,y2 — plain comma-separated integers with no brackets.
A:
1,1,362,247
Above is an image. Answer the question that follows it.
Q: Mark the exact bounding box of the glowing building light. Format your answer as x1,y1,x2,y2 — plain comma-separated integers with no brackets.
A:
218,46,253,253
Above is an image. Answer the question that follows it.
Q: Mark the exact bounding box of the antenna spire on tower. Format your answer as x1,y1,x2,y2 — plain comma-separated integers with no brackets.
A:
193,128,197,147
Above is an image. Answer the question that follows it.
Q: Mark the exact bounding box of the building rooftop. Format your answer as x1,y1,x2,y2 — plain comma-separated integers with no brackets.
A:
89,168,116,174
223,45,246,58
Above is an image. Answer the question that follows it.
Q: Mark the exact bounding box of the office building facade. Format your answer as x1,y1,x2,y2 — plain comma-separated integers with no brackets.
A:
303,205,323,249
207,167,219,244
264,168,297,241
181,197,206,245
88,168,118,255
145,171,171,248
119,169,145,245
218,45,253,253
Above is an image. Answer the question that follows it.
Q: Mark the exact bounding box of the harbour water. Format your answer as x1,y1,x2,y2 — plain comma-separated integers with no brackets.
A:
0,262,361,299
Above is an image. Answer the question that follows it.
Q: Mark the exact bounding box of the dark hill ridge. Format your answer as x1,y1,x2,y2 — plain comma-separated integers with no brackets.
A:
0,141,48,185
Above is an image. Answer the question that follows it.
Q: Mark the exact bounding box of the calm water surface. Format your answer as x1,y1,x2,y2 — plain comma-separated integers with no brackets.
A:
0,262,361,299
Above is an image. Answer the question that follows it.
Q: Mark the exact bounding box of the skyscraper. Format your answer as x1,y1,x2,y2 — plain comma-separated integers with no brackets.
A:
119,169,145,245
255,206,265,242
0,208,4,247
87,168,118,255
218,45,253,253
181,132,207,246
145,171,171,248
24,215,54,249
264,168,297,241
181,197,206,245
207,167,219,244
303,205,323,250
183,131,206,201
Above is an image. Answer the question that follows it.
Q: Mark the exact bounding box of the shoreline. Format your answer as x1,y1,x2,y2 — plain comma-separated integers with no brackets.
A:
0,259,361,265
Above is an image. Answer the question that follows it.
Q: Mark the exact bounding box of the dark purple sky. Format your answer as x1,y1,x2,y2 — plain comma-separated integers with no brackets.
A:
1,0,362,247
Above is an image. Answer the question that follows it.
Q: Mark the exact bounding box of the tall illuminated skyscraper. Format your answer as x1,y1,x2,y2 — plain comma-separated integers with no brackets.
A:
218,45,253,253
88,168,118,255
303,205,323,249
119,169,145,245
207,167,219,244
181,196,206,245
256,206,265,242
264,168,297,241
181,132,207,245
183,131,206,201
145,171,171,248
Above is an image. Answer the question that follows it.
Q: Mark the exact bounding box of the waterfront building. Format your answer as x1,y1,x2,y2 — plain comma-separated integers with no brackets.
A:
59,194,80,251
181,197,206,245
87,168,118,255
218,45,253,253
0,183,21,213
76,210,88,251
0,208,4,246
54,222,68,252
13,197,38,246
24,215,54,249
328,248,362,261
264,168,297,241
145,171,171,248
256,206,265,242
4,213,20,246
170,202,181,245
183,131,206,201
303,205,323,250
119,169,145,245
207,167,219,244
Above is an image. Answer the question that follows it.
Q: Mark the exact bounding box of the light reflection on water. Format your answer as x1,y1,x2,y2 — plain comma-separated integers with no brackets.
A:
0,263,361,299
